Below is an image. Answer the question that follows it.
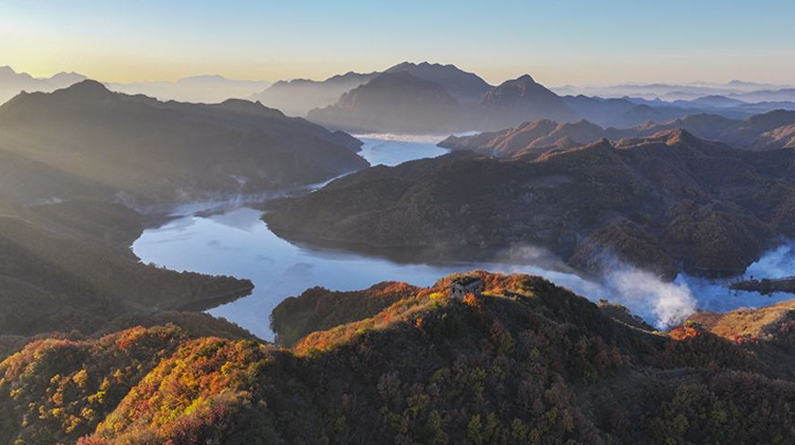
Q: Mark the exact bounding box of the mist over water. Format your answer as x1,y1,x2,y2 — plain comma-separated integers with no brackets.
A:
132,136,795,339
675,242,795,314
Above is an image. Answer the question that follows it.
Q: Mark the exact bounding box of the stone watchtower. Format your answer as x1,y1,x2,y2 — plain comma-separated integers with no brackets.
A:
450,276,484,299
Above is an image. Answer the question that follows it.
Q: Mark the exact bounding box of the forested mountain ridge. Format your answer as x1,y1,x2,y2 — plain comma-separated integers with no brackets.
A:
0,191,253,356
4,271,795,444
307,71,470,134
265,130,795,278
439,110,795,158
0,80,368,205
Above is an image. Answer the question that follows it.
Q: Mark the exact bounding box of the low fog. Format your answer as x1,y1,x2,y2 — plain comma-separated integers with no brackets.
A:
497,241,795,330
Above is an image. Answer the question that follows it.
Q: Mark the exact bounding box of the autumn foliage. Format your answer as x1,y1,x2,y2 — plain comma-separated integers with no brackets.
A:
3,272,795,444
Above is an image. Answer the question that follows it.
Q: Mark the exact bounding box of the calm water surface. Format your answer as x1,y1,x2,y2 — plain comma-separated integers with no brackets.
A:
133,136,795,340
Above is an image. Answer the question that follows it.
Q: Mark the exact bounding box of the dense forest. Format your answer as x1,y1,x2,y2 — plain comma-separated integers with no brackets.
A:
4,271,795,444
265,130,795,278
0,189,255,372
0,80,368,204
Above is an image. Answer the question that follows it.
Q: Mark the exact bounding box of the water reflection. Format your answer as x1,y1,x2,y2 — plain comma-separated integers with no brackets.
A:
356,136,450,166
132,136,795,340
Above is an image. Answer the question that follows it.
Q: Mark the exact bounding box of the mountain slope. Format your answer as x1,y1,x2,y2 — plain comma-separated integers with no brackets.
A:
6,272,795,444
250,71,377,116
756,123,795,149
308,72,468,134
270,281,420,346
439,119,631,158
385,61,493,105
266,130,795,277
480,74,581,128
561,95,638,127
0,65,86,105
440,110,795,158
0,210,252,337
305,66,584,134
0,80,368,204
109,74,272,104
0,192,252,339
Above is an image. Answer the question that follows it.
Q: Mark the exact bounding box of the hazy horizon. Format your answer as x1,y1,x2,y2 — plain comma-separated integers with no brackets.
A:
2,0,795,86
4,62,795,90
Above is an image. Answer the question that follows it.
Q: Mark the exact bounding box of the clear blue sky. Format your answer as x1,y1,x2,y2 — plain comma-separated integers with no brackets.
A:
1,0,794,85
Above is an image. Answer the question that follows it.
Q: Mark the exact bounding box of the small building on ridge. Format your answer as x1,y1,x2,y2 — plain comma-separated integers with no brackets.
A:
450,276,484,299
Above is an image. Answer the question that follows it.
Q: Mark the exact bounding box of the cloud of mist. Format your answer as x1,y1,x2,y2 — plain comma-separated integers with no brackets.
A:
353,133,450,143
498,244,578,274
495,243,697,329
495,241,795,331
675,241,795,314
605,266,697,329
744,242,795,279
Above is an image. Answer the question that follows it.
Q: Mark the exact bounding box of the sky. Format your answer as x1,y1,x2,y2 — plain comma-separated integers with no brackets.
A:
1,0,795,86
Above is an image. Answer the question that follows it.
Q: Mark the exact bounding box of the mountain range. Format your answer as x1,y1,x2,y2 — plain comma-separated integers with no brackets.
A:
0,65,86,105
0,192,253,343
5,63,794,135
265,129,795,278
4,60,795,444
439,110,795,157
249,71,377,116
552,80,795,101
307,71,472,134
0,80,367,204
108,74,272,104
307,63,588,134
4,271,795,443
299,63,795,134
0,67,273,105
384,61,493,105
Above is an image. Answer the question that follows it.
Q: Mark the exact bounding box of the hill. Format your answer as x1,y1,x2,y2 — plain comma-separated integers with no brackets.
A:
5,272,795,444
756,123,795,149
109,74,272,104
481,74,581,128
385,61,493,105
0,65,86,105
308,71,469,134
265,130,795,278
0,80,368,204
673,95,746,109
0,192,253,342
0,321,256,444
561,95,637,127
298,62,793,135
256,62,491,120
270,281,420,346
439,110,795,157
0,208,252,338
306,64,586,134
439,119,631,158
250,71,377,116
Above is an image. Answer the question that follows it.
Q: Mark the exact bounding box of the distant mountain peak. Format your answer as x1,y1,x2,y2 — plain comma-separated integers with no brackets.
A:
485,74,562,103
666,127,695,139
594,137,614,148
515,74,537,84
0,65,34,82
217,98,285,117
386,61,446,71
63,79,111,94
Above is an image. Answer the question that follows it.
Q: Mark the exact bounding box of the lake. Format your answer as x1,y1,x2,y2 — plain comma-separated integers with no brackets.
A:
132,136,795,340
